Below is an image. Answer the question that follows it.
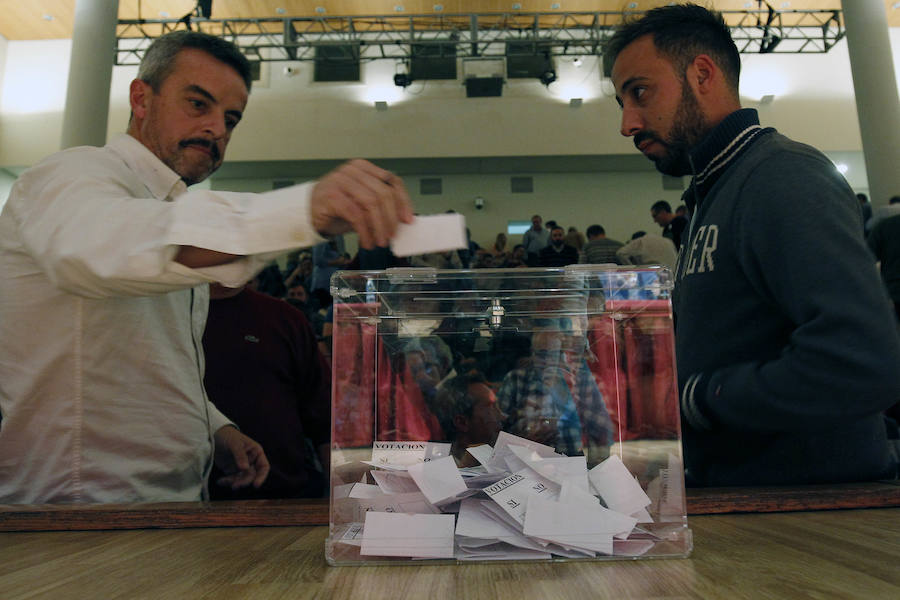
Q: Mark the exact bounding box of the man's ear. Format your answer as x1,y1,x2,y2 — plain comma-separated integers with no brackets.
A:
687,54,717,95
129,79,152,120
453,414,470,434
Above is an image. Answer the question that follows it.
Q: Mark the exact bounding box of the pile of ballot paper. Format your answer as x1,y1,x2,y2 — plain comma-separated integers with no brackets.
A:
329,432,687,562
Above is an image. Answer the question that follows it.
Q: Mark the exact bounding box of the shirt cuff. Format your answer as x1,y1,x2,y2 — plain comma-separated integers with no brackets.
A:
206,402,235,436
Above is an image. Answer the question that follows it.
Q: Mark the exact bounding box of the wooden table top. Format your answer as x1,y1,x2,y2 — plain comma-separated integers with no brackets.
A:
1,508,898,600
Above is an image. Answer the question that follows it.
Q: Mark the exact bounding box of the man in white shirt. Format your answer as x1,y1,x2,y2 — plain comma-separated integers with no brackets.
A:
615,231,678,271
0,31,413,504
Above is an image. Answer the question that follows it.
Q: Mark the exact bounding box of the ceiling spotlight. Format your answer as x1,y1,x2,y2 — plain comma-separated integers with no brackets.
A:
569,98,583,108
539,69,557,86
573,57,583,67
374,101,388,111
394,73,413,88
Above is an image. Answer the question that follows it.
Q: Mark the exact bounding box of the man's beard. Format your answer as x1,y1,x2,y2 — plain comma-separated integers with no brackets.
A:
168,138,221,186
635,83,708,177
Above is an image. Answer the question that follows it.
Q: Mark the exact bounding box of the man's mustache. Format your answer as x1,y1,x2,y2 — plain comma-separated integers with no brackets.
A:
179,138,220,161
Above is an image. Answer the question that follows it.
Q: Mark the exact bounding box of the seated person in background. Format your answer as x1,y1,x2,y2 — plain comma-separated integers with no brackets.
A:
650,200,689,250
608,3,900,485
504,244,528,268
254,261,286,298
478,233,509,265
564,227,586,254
311,239,349,308
434,371,506,467
283,252,313,292
204,282,331,499
285,282,324,335
616,231,677,270
411,249,463,270
581,224,624,264
497,329,613,461
539,226,579,267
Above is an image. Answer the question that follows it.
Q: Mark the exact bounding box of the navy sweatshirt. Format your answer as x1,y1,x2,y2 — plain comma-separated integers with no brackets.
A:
674,109,900,486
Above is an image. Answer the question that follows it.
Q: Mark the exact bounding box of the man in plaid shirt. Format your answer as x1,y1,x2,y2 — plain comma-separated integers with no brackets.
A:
497,328,614,462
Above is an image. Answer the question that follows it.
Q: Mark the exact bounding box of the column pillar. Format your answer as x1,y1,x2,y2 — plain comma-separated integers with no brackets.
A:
842,0,900,205
60,0,119,149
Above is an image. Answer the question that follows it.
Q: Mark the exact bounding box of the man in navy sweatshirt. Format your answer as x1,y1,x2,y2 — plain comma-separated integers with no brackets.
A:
605,4,900,486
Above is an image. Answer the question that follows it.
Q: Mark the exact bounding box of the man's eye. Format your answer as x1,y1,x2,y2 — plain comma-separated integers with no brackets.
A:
634,87,647,100
188,98,206,110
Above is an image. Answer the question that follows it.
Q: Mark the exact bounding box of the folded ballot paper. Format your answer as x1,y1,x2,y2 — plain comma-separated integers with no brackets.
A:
389,213,467,258
332,433,684,562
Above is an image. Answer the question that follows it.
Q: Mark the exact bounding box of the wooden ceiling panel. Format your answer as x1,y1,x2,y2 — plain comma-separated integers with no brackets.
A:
0,1,894,41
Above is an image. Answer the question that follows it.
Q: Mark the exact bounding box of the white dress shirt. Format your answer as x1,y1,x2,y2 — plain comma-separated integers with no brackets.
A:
0,134,323,504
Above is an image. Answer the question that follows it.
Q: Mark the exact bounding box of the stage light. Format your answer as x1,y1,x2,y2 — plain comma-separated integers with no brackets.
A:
539,69,557,86
394,73,412,87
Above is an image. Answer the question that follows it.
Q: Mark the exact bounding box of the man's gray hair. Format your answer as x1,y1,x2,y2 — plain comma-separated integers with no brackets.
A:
138,30,252,92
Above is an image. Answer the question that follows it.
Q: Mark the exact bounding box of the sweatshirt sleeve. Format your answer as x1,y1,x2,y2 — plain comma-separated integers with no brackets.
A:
684,151,900,434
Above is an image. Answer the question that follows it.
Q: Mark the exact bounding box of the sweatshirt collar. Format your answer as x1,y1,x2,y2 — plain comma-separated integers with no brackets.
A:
687,108,771,204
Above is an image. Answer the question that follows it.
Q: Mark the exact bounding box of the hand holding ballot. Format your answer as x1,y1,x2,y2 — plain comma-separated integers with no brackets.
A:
310,159,414,249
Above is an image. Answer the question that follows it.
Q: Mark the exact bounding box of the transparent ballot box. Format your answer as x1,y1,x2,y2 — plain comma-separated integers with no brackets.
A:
326,266,692,564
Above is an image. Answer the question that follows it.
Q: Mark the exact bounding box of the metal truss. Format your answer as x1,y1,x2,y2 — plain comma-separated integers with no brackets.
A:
114,9,845,67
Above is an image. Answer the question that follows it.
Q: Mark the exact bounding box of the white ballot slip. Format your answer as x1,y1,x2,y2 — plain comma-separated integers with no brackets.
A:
370,470,420,495
457,500,551,553
407,456,469,505
348,483,383,499
390,214,467,258
354,490,440,516
361,512,456,559
483,469,560,525
523,495,638,555
508,446,589,490
465,444,494,466
588,454,652,516
364,441,452,470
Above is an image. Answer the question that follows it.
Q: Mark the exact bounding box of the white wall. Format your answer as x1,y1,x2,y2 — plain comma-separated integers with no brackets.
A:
215,169,693,255
1,29,897,217
3,32,900,167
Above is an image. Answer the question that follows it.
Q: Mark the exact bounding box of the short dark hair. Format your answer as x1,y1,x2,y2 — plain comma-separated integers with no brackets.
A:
551,226,565,234
631,230,647,240
586,224,605,237
138,30,252,92
651,200,673,214
890,195,900,205
604,3,741,98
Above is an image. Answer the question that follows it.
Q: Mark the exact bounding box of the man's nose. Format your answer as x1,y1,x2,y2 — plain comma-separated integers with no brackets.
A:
202,111,228,139
620,106,642,137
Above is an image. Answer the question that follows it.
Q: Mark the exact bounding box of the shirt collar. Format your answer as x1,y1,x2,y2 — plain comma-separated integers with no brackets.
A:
687,108,772,203
107,134,188,201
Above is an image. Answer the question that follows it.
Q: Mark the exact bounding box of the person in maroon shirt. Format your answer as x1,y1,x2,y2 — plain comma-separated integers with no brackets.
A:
203,282,331,499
